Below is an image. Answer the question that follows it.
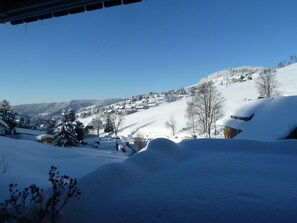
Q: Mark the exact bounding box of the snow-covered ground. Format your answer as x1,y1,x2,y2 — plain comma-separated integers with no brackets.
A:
1,63,297,222
2,136,297,222
79,63,297,141
0,136,127,199
61,138,297,223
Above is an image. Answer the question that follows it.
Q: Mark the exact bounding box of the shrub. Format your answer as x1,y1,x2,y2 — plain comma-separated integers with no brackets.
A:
134,133,146,151
46,166,81,222
0,166,81,223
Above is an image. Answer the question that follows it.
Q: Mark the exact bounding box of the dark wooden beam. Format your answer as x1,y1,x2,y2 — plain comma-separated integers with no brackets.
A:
0,0,142,25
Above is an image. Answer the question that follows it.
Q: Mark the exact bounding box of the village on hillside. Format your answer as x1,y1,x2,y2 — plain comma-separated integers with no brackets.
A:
1,62,297,152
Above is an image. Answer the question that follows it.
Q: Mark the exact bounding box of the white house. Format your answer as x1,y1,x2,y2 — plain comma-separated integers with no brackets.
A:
216,96,297,141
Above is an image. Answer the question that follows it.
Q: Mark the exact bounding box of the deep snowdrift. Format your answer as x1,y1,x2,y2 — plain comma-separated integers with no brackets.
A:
0,136,127,199
61,138,297,223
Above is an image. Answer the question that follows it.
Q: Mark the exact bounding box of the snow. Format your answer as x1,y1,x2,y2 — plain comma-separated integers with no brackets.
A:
235,96,297,141
61,138,297,223
14,127,46,136
120,100,188,139
2,135,297,222
217,96,297,141
77,63,297,141
36,134,54,140
1,63,297,222
229,97,271,118
0,136,127,198
216,116,245,130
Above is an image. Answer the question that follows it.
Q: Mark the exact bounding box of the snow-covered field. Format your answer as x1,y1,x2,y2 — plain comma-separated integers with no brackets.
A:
1,63,297,222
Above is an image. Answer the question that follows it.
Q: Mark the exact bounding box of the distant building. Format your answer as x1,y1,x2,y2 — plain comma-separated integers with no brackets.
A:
36,134,54,144
84,120,95,133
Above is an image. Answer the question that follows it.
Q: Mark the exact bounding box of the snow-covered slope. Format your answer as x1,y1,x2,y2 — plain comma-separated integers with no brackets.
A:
0,136,126,198
61,138,297,223
198,66,270,86
79,63,297,141
217,63,297,114
12,99,122,120
120,98,189,139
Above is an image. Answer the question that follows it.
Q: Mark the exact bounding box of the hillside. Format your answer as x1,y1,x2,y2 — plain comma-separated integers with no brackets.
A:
79,63,297,141
12,99,122,120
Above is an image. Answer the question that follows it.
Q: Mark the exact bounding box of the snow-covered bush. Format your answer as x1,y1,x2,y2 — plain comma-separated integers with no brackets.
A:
0,166,81,223
46,166,81,222
53,109,85,147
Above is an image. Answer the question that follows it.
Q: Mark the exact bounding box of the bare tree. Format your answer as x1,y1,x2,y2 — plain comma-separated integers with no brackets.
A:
165,115,177,137
185,101,199,137
110,112,125,136
185,81,225,138
255,68,280,98
92,112,103,138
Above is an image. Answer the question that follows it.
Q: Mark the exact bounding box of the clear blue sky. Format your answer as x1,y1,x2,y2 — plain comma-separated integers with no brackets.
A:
1,0,297,105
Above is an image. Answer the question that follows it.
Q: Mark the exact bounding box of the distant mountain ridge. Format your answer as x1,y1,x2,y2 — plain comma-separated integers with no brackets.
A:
12,99,122,120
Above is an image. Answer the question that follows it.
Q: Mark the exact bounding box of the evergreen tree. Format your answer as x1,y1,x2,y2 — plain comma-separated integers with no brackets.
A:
0,99,11,115
104,114,114,133
46,118,57,135
67,108,76,122
75,121,85,142
53,109,84,147
0,99,15,130
54,120,79,147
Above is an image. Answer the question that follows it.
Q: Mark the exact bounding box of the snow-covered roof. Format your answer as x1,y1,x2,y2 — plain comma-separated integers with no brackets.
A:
36,134,54,140
217,96,297,141
14,128,46,136
0,119,9,129
216,116,245,130
230,98,271,118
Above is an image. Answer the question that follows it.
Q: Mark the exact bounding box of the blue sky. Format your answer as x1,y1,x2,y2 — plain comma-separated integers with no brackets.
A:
1,0,297,105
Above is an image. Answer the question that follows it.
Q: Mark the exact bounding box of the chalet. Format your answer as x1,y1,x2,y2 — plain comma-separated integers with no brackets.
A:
216,96,297,141
85,120,95,133
36,134,54,144
0,119,9,136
